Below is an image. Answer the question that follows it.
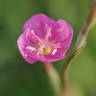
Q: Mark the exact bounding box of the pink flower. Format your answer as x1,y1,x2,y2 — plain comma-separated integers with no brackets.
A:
17,13,73,64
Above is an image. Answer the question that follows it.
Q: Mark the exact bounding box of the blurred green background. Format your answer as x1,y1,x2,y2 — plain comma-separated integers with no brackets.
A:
0,0,96,96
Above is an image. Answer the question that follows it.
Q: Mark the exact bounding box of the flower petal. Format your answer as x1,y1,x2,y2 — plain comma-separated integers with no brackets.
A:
43,20,73,62
17,33,37,64
56,19,73,43
24,13,57,39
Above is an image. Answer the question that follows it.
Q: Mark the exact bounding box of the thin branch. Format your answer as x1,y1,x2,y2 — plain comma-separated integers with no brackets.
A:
63,1,96,91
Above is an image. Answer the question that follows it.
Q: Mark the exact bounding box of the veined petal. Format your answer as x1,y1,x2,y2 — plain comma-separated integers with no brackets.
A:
56,20,73,43
17,33,37,64
24,13,56,39
43,20,73,62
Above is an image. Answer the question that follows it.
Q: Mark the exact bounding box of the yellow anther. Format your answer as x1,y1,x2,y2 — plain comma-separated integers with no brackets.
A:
35,43,40,49
43,46,52,55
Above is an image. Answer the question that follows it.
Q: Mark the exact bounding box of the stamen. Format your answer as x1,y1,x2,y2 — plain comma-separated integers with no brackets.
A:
31,30,42,43
26,46,36,51
45,24,52,41
37,45,44,55
49,43,61,48
52,49,57,55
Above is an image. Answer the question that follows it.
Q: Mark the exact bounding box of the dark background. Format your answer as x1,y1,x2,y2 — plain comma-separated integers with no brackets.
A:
0,0,96,96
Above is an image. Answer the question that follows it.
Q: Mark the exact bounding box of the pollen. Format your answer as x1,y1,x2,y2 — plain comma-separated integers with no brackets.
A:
43,46,52,55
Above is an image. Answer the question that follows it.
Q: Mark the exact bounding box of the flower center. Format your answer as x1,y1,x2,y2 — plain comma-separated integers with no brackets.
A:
43,46,53,55
26,44,57,56
26,24,60,56
35,43,53,56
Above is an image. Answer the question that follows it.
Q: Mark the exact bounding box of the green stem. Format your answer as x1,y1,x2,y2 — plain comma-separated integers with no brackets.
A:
44,62,62,96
